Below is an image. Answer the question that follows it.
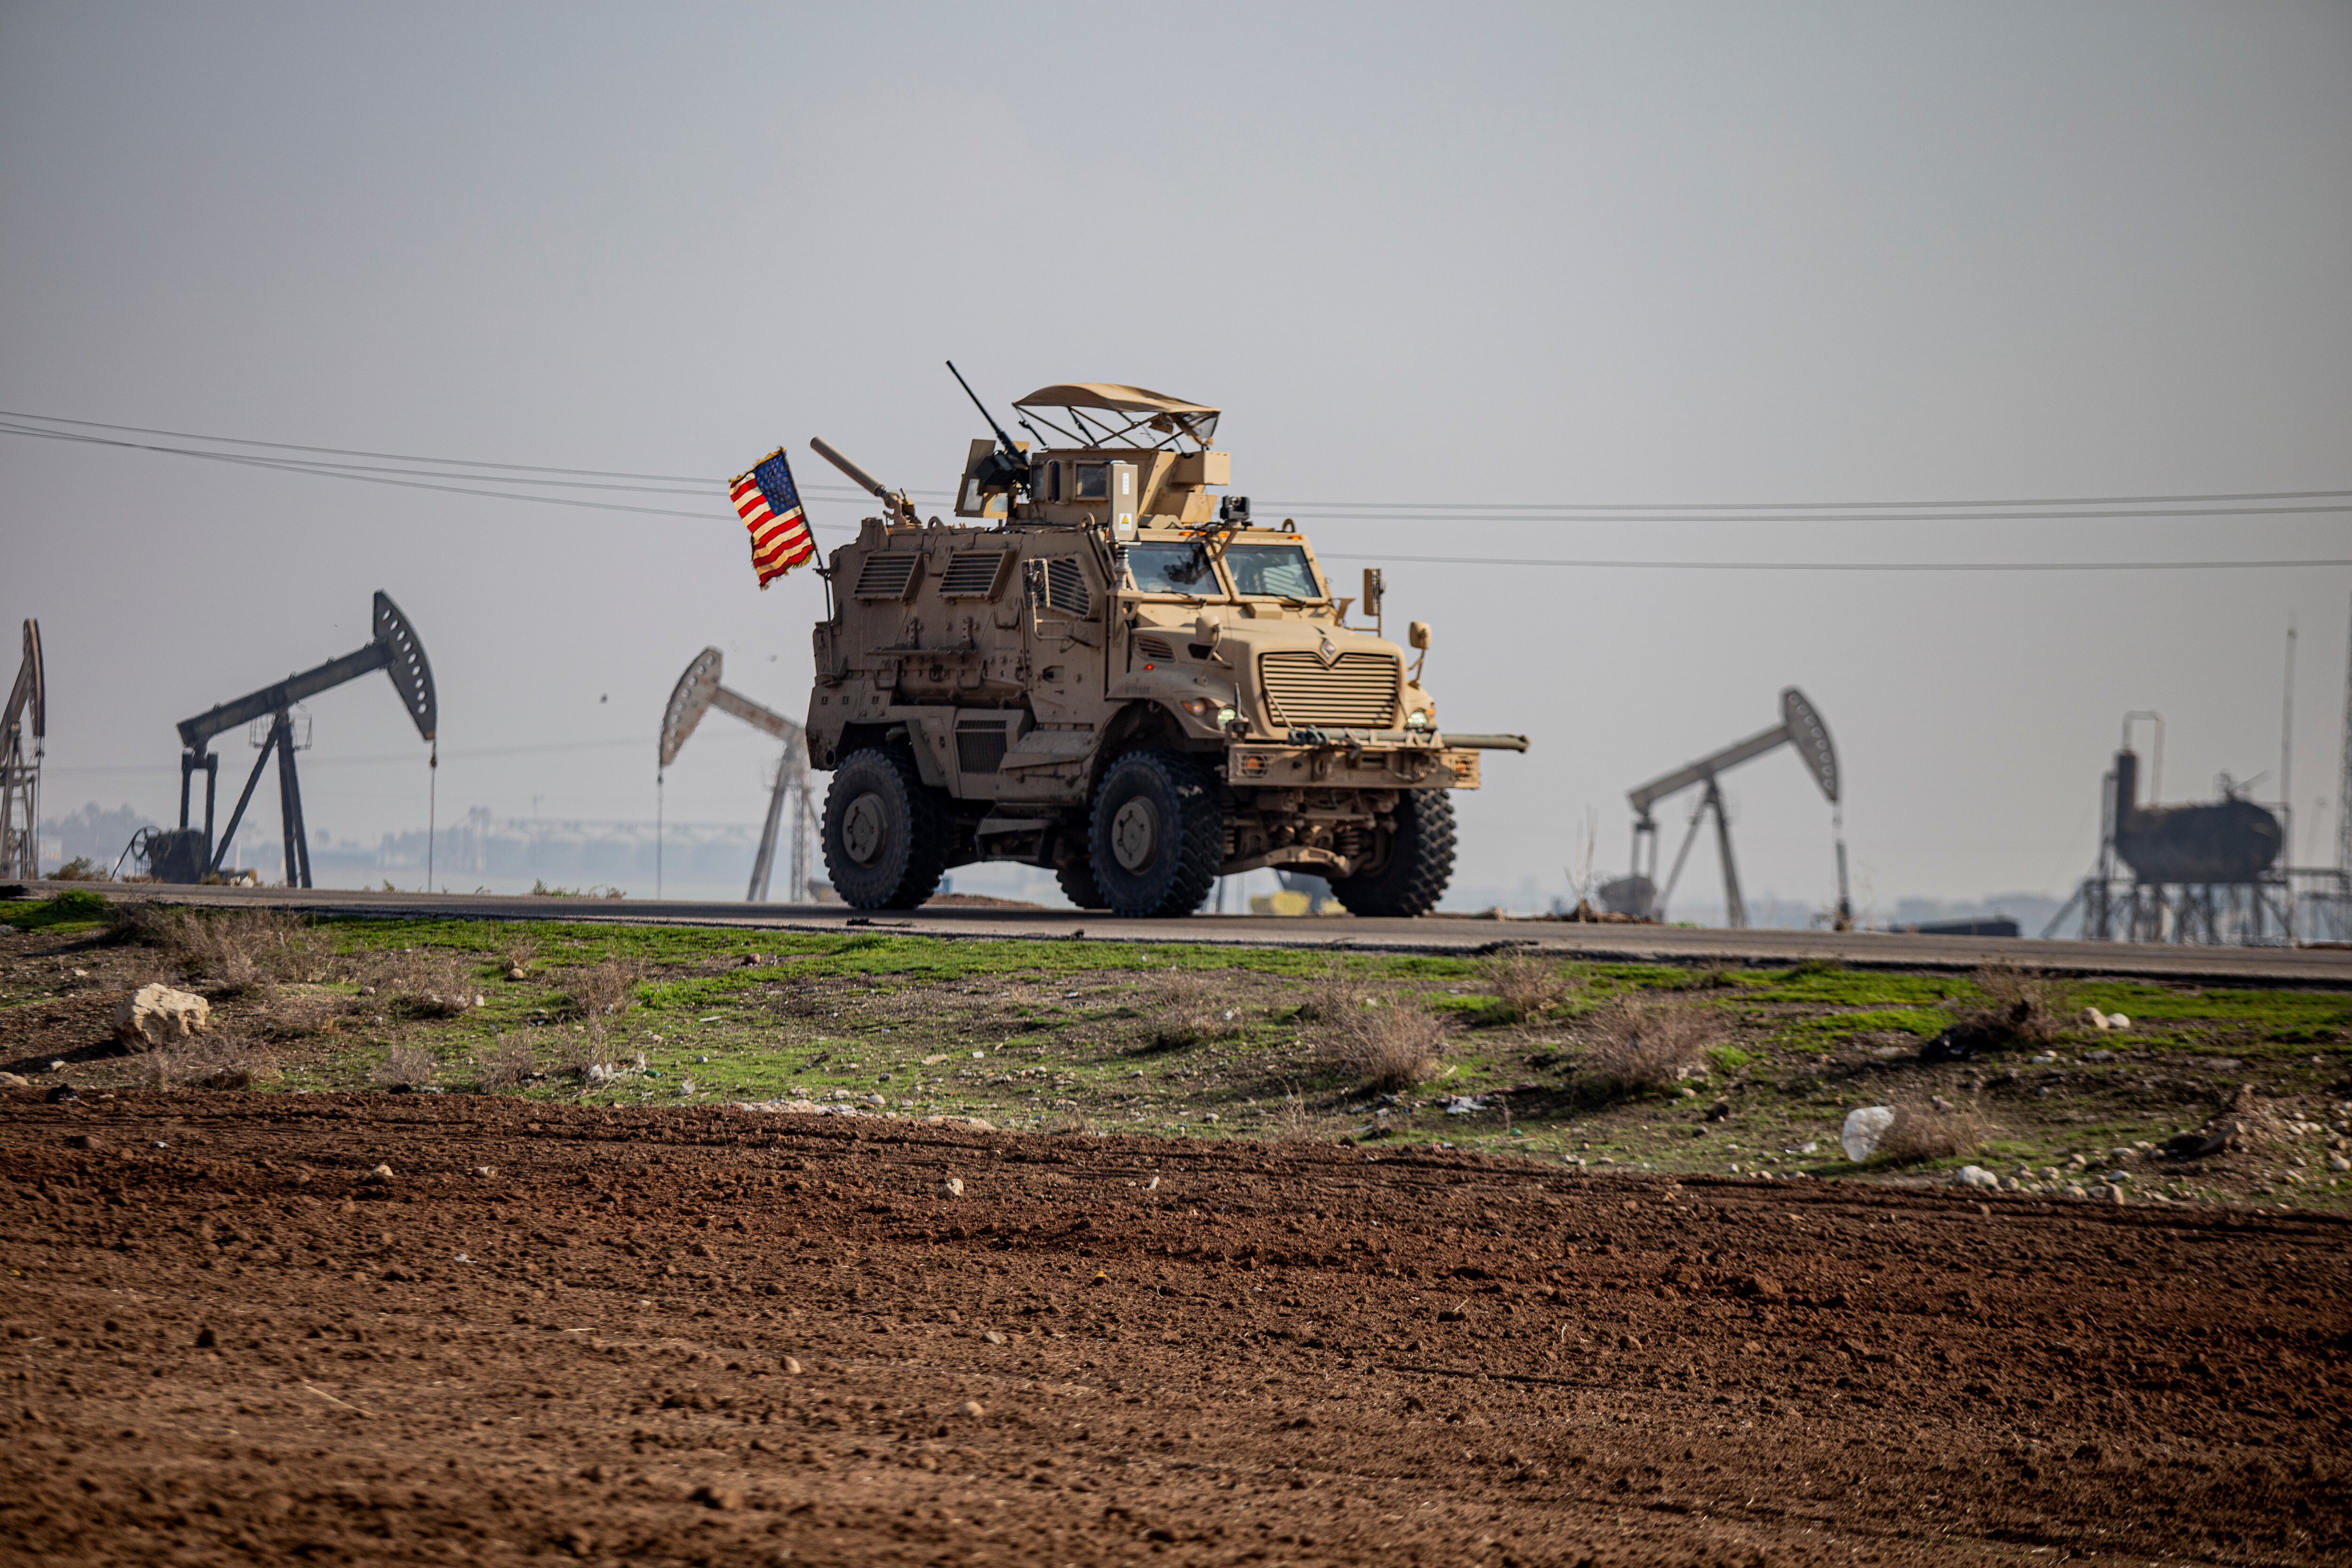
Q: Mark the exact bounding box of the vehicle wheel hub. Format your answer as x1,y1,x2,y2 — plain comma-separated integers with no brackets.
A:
842,793,888,865
1110,797,1160,872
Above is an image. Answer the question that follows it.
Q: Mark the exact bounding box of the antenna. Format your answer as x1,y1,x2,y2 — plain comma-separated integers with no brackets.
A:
946,360,1024,459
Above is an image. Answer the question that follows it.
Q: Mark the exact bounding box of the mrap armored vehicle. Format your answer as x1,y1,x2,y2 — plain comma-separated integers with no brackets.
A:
800,376,1526,917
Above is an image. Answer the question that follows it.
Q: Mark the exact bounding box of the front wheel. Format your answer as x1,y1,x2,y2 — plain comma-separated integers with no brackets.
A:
1329,790,1456,917
1087,750,1223,918
820,747,953,909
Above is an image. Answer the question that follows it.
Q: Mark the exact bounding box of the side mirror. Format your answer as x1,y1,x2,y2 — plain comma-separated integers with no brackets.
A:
1407,621,1431,651
1361,568,1385,619
1194,613,1224,653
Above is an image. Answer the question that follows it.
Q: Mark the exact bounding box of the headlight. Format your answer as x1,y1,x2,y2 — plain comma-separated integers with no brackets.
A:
1405,710,1430,729
1181,697,1240,726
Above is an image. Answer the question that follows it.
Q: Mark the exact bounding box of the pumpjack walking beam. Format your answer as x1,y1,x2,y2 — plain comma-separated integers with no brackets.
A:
660,647,814,903
1627,686,1849,928
1,621,43,880
173,592,435,885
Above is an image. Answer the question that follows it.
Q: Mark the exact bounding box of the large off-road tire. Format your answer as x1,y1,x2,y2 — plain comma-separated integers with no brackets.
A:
1054,857,1107,911
1087,750,1223,918
820,747,953,910
1328,790,1456,917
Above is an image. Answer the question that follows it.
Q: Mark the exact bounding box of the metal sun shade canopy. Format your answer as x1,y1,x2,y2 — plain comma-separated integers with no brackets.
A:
1,620,43,880
1621,687,1850,929
660,647,812,903
1010,383,1221,452
166,591,436,886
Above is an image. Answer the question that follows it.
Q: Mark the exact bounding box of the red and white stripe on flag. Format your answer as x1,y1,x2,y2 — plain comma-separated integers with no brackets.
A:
729,473,813,589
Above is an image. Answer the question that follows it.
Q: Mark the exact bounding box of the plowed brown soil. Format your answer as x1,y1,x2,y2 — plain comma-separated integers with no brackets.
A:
3,1094,2346,1567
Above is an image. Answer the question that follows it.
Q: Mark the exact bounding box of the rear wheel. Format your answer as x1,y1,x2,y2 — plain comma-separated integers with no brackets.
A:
820,747,952,909
1088,750,1223,918
1329,790,1455,917
1054,856,1107,911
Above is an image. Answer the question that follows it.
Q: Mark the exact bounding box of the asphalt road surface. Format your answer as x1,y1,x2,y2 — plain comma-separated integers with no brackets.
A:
15,880,2350,986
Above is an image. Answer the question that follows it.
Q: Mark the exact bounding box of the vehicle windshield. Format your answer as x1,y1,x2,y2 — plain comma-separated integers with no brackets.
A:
1225,542,1321,599
1123,540,1224,597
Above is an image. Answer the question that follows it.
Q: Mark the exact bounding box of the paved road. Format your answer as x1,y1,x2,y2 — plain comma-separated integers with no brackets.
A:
15,878,2350,985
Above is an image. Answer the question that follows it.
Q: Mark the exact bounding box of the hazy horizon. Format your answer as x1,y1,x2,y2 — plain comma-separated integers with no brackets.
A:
6,2,2349,915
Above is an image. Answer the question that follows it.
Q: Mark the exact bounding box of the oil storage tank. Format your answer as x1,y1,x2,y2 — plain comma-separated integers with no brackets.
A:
2110,749,2281,884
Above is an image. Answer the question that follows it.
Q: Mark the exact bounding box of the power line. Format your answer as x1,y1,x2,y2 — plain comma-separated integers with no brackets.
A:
8,407,2344,520
1319,550,2352,573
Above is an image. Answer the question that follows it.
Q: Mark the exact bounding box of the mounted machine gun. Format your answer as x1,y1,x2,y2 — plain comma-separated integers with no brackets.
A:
1609,686,1850,929
149,591,436,885
1,621,43,880
660,647,814,902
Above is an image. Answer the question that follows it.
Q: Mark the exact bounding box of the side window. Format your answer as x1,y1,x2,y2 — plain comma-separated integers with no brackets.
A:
1074,463,1108,500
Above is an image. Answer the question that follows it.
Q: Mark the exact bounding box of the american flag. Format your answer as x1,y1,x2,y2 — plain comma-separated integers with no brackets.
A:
729,448,815,588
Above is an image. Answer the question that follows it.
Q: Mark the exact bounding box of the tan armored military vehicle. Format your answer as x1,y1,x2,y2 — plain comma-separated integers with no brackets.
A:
801,377,1526,917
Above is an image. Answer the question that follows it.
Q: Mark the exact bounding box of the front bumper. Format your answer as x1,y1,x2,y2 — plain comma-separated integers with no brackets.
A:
1226,730,1489,789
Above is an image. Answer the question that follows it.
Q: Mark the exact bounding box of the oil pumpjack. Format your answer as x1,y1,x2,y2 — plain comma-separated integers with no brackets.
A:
659,648,815,903
0,621,42,880
143,592,436,885
1603,686,1851,929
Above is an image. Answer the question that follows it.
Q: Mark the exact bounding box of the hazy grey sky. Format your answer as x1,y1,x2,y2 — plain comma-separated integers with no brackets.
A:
4,1,2348,911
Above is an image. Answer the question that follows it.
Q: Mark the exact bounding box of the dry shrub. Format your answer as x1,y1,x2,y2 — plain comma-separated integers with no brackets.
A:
114,907,326,996
1041,1108,1093,1135
1304,968,1446,1090
1479,952,1575,1022
475,1035,538,1093
568,957,644,1020
1874,1099,1993,1167
369,1041,437,1091
140,1034,274,1091
549,1026,620,1082
1930,964,2067,1058
1573,996,1713,1099
363,947,477,1020
1143,968,1245,1049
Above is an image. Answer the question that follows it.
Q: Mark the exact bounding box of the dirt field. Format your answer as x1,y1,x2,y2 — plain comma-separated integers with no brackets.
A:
4,1093,2346,1567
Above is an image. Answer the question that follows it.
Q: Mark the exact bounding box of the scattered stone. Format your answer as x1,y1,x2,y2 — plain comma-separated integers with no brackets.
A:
506,963,528,981
1954,1165,2000,1190
1143,1175,1160,1191
2098,1184,2125,1204
0,1072,28,1089
780,1356,803,1374
360,1164,395,1184
1841,1106,1896,1162
472,1165,496,1178
113,984,210,1049
690,1485,743,1511
957,1399,987,1417
2107,1014,2131,1031
47,1059,64,1072
982,1331,1007,1345
2081,1006,2109,1031
937,1176,964,1199
1739,1273,1785,1301
65,1132,103,1151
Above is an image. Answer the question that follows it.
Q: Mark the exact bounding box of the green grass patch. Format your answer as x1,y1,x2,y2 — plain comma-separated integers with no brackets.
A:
1,890,110,932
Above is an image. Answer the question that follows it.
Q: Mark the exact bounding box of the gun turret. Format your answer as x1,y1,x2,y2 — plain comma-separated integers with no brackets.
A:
809,436,918,527
946,361,1031,493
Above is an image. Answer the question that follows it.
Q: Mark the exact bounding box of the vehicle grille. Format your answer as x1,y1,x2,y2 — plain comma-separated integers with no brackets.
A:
1257,651,1401,728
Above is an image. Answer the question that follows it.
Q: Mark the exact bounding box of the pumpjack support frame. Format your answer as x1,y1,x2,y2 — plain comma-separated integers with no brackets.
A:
167,591,436,885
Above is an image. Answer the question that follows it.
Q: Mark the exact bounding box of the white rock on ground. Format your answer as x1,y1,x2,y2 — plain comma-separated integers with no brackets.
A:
112,984,210,1049
1954,1165,2000,1189
937,1177,965,1199
1841,1106,1897,1162
2081,1007,2110,1030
